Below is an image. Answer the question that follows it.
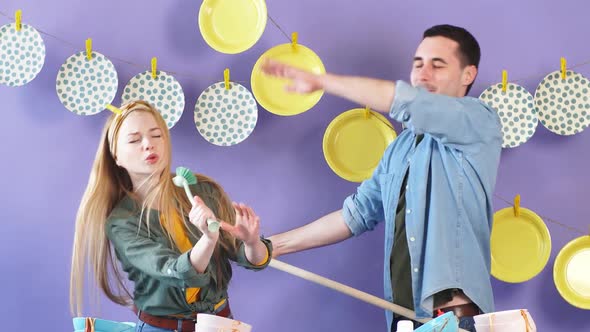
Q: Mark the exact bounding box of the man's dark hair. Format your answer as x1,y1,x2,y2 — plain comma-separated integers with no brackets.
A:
423,24,481,95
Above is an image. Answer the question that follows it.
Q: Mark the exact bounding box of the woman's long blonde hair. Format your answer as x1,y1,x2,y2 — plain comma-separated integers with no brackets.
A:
70,101,238,316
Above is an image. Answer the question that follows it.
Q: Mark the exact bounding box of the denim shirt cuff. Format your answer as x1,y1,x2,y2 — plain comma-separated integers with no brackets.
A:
342,196,367,236
390,80,419,123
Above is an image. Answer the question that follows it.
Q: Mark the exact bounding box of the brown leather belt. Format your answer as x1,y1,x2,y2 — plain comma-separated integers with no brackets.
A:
133,303,231,332
435,302,480,318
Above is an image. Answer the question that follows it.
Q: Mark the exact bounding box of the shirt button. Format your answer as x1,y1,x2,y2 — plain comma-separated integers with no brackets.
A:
414,268,419,273
167,269,172,275
410,237,415,242
406,209,412,214
402,111,411,122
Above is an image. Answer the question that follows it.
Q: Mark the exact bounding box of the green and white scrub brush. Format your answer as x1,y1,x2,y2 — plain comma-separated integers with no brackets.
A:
173,166,221,232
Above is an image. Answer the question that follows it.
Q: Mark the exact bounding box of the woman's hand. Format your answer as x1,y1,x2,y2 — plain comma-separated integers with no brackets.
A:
189,196,219,241
221,202,261,246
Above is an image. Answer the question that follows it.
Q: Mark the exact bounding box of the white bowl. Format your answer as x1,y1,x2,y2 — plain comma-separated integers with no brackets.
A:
474,309,536,331
196,314,252,332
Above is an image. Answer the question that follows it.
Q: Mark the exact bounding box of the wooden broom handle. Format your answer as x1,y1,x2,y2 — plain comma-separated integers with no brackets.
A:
269,259,469,332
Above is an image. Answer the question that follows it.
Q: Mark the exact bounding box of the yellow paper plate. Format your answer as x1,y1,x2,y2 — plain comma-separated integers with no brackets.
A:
491,207,551,283
251,43,325,116
198,0,267,54
554,236,590,309
323,108,397,182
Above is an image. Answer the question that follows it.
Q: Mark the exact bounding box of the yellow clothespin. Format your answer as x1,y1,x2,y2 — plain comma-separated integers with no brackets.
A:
364,106,371,119
86,38,93,60
561,57,567,80
105,104,122,115
501,70,508,93
151,57,158,79
513,194,521,218
15,10,22,31
224,68,230,90
291,32,298,51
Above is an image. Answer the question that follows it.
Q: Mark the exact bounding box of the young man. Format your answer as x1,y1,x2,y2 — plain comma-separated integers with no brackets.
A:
264,24,502,332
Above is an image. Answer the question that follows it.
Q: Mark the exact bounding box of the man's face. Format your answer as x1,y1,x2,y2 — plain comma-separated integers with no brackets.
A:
410,36,477,97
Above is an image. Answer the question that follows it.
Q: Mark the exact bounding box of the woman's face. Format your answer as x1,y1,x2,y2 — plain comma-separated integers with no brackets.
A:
115,111,167,183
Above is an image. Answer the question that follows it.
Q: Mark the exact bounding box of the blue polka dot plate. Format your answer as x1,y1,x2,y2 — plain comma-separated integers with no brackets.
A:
56,51,118,115
479,83,537,148
534,70,590,136
0,23,45,87
194,82,258,146
122,71,185,128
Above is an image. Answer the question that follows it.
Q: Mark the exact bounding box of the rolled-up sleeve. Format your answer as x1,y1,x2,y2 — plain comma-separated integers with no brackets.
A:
342,151,389,236
390,81,501,151
107,216,212,288
234,238,273,270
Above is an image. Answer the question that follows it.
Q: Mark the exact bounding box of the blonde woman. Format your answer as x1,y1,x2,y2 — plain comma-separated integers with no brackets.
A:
70,101,271,332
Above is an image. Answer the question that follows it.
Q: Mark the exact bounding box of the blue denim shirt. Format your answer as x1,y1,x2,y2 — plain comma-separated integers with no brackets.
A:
342,81,502,326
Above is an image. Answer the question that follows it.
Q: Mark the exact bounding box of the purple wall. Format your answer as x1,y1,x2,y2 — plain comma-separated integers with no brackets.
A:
1,0,589,331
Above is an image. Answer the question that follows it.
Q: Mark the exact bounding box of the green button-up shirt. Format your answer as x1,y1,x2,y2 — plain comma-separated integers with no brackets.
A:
106,183,272,318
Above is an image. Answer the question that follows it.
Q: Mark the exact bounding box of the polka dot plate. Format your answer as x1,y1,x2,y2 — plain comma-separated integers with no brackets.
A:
194,82,258,146
122,71,185,128
0,23,45,87
479,83,537,148
534,70,590,136
56,51,118,115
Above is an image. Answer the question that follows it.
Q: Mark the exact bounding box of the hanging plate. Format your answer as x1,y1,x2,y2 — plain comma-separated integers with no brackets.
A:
553,235,590,309
251,43,325,116
323,108,396,182
491,207,551,283
198,0,267,54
